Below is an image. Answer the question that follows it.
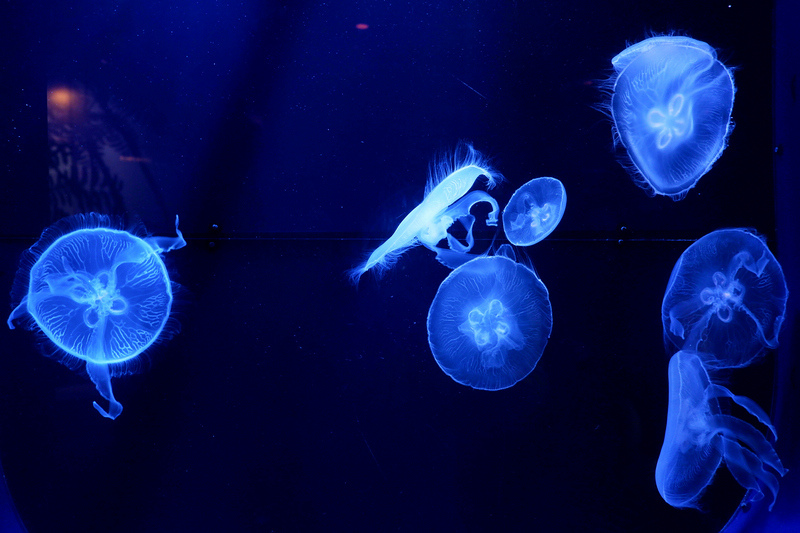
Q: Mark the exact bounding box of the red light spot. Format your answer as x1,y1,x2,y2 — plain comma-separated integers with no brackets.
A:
356,23,369,30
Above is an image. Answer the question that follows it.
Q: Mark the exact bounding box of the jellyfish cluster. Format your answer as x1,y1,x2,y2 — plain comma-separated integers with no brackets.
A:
608,36,735,199
350,144,566,391
7,213,185,419
656,229,788,510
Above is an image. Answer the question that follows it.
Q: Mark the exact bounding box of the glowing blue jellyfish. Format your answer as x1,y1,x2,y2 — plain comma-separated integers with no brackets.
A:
349,144,501,282
656,351,787,510
609,36,735,199
502,177,566,246
427,246,552,390
662,229,788,369
7,213,186,419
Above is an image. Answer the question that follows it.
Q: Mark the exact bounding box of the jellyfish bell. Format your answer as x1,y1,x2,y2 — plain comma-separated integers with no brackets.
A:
7,213,186,419
661,228,788,369
427,247,552,390
348,143,502,283
656,351,787,510
607,35,735,199
502,177,567,246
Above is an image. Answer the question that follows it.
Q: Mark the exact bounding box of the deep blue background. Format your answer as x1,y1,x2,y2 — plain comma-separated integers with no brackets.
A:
0,1,797,532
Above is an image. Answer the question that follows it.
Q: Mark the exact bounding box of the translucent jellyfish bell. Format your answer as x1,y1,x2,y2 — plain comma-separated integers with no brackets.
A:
609,36,735,199
427,246,552,390
662,229,788,369
349,143,502,282
502,177,566,246
655,351,787,510
7,213,186,419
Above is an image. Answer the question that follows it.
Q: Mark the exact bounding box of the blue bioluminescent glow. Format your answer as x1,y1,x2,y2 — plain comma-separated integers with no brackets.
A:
655,351,787,510
502,177,566,246
661,228,788,369
349,143,502,282
609,36,735,199
427,247,552,390
7,213,186,419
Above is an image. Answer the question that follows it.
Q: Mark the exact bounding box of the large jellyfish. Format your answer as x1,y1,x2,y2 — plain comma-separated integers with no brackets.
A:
662,229,788,369
7,213,186,419
427,246,552,390
608,36,735,199
502,177,566,246
655,351,787,510
349,143,501,282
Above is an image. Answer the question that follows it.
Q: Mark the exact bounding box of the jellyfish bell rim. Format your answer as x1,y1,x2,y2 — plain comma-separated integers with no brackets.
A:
656,351,725,509
608,34,735,200
23,226,174,365
7,211,185,376
661,228,788,368
501,176,567,247
426,254,552,391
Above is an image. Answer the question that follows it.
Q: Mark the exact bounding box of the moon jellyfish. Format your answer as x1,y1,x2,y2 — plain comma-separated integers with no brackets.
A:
349,143,502,282
7,213,186,419
427,246,552,390
655,351,787,510
609,36,735,199
662,229,788,369
502,177,566,246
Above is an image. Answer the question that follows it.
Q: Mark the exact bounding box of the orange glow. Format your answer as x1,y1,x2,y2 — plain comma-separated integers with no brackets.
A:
119,156,152,163
355,23,369,30
48,87,78,111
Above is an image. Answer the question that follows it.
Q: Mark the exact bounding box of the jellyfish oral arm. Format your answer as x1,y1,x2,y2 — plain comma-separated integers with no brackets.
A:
86,361,123,420
6,298,28,329
145,215,187,254
420,191,500,269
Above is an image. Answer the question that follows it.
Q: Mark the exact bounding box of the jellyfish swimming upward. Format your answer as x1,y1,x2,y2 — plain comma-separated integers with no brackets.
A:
609,36,735,199
7,213,186,419
502,177,566,246
655,351,787,510
427,246,552,390
662,229,788,369
349,143,502,283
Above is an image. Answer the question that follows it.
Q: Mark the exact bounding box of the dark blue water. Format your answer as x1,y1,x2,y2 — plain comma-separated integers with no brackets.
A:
1,1,798,531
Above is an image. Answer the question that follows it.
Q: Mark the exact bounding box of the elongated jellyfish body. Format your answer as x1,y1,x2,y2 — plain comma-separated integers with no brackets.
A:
7,213,186,419
656,351,787,510
427,247,552,390
502,177,566,246
662,229,788,369
349,144,501,282
609,36,735,199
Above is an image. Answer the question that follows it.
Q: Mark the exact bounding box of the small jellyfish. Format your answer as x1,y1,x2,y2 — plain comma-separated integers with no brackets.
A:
502,177,566,246
662,229,788,369
655,351,787,510
349,143,502,282
608,36,735,199
7,213,186,419
427,246,552,390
